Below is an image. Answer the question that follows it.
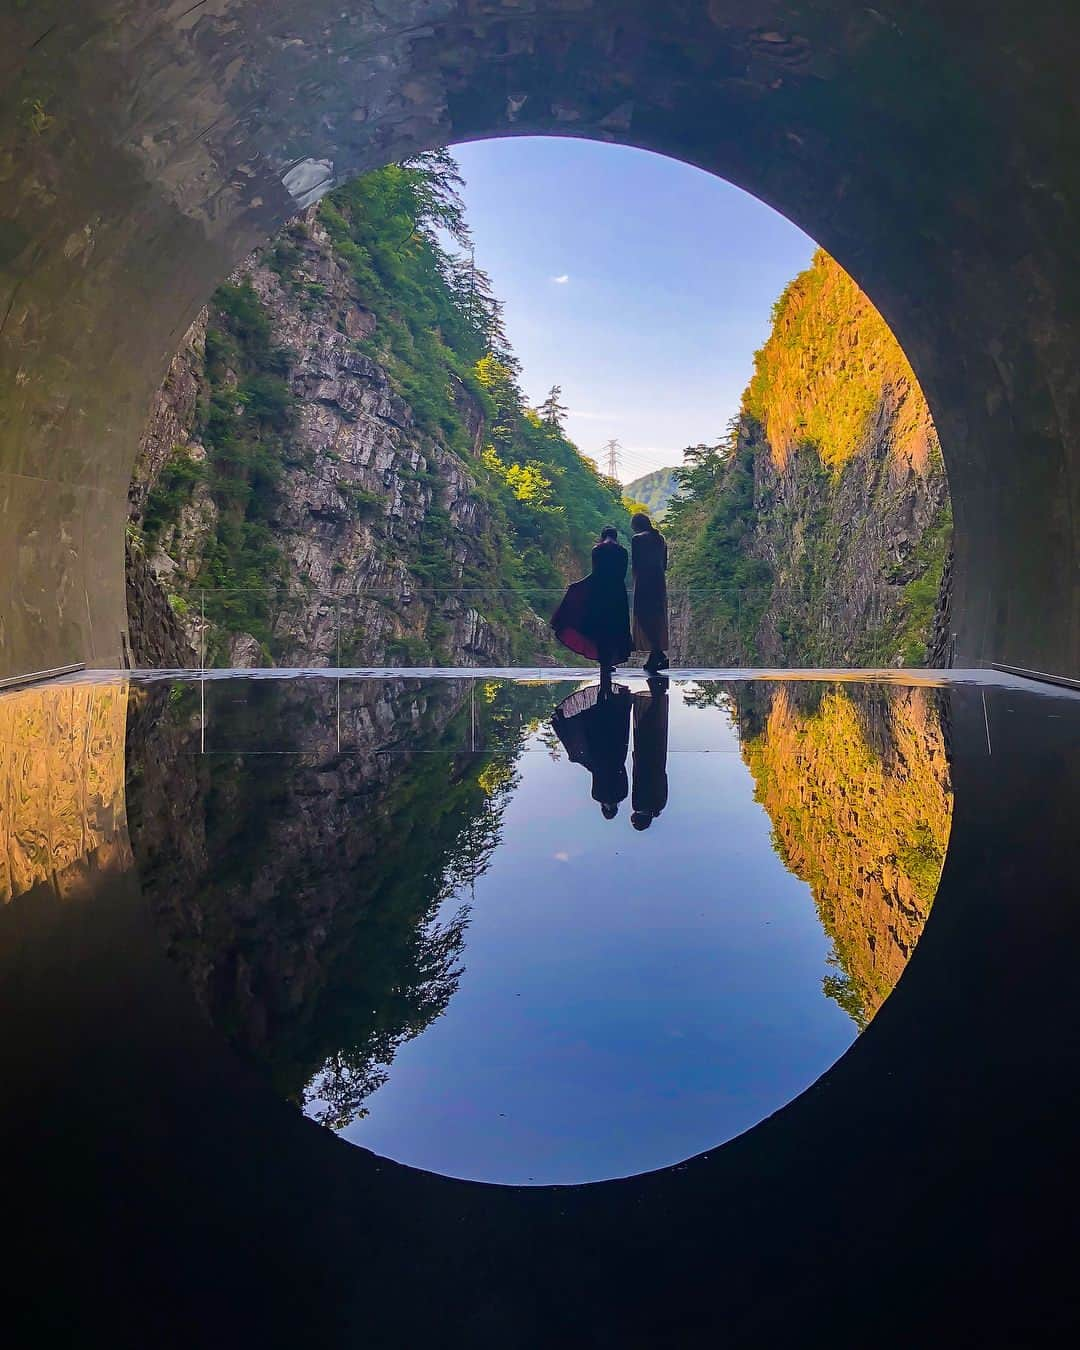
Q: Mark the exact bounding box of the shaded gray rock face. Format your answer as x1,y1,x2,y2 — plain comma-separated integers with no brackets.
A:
128,211,511,667
124,540,194,669
746,415,951,667
128,314,208,522
669,408,950,669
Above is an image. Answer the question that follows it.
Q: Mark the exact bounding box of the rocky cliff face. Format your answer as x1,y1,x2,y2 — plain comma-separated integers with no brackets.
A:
127,152,631,671
745,406,950,666
669,251,952,667
127,212,519,667
736,682,952,1026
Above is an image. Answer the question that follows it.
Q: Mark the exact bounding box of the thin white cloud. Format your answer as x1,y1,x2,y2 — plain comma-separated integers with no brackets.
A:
551,273,570,284
569,410,623,421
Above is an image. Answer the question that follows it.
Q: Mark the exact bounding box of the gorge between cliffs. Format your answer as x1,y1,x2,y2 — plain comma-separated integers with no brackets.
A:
98,154,960,1153
125,157,951,674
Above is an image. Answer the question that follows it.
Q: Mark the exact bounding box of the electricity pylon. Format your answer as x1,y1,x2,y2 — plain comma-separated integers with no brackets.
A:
603,438,621,479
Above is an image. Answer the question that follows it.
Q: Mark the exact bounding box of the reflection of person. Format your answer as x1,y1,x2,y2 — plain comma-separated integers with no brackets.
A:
552,527,633,686
551,682,632,818
631,513,669,673
631,676,670,831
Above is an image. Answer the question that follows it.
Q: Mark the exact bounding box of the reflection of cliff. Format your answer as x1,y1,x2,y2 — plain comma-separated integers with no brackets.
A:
1,680,130,904
126,677,555,1128
739,685,952,1027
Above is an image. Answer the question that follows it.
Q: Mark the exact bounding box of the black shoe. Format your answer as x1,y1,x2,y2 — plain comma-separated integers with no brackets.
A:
644,653,669,673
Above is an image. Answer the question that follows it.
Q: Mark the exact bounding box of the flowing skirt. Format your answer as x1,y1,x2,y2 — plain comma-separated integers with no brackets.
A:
552,683,632,805
552,575,632,663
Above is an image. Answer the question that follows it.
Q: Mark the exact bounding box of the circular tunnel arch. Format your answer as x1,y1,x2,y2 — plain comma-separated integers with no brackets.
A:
1,0,1078,680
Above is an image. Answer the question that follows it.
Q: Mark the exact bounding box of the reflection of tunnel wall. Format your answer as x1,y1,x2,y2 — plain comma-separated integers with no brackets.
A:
0,679,130,900
2,2,1079,678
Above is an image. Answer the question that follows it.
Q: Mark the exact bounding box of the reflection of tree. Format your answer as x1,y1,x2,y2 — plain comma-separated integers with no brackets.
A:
127,677,563,1130
302,905,469,1129
734,683,953,1028
297,735,522,1129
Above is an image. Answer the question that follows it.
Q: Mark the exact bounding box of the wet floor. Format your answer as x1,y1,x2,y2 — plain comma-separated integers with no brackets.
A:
309,679,949,1183
5,669,1080,1345
4,671,957,1183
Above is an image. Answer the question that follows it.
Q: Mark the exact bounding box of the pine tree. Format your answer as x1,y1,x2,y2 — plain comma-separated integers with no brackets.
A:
539,384,568,431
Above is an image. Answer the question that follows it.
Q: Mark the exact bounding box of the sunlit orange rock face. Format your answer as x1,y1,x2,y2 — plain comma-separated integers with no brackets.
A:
741,685,953,1027
0,680,130,903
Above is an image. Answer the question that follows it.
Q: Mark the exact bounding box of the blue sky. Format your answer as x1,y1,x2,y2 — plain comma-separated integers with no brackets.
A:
450,137,815,484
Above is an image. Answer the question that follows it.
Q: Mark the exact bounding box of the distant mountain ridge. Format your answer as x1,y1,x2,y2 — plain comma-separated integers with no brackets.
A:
624,466,681,521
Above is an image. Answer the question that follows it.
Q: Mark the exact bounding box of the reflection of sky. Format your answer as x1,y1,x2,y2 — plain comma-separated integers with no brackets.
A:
343,683,855,1185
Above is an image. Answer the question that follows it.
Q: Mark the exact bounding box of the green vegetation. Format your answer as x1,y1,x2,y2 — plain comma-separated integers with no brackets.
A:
896,506,952,665
194,280,298,660
666,250,951,667
144,152,628,662
317,151,506,441
318,156,628,612
665,425,773,655
745,248,933,475
141,446,204,547
624,466,681,522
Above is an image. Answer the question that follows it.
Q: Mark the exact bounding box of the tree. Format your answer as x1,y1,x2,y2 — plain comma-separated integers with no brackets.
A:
444,250,517,368
539,384,568,431
474,355,523,444
400,148,471,250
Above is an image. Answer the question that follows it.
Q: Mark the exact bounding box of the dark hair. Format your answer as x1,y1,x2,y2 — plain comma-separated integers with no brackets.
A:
601,803,619,819
599,525,619,541
631,810,653,831
631,512,653,533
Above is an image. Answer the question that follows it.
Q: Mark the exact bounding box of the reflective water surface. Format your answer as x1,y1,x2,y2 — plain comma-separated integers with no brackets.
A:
5,670,1080,1345
0,671,952,1184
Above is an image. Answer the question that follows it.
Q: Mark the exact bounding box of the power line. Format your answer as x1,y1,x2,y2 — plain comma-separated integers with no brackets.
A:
615,445,681,470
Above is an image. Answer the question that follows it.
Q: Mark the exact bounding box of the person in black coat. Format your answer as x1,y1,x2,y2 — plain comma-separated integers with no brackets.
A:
630,513,669,673
630,676,670,831
551,526,633,685
551,682,632,819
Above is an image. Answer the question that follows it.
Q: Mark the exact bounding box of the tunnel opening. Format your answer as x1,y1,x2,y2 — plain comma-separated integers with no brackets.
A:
124,136,953,673
104,135,963,1186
